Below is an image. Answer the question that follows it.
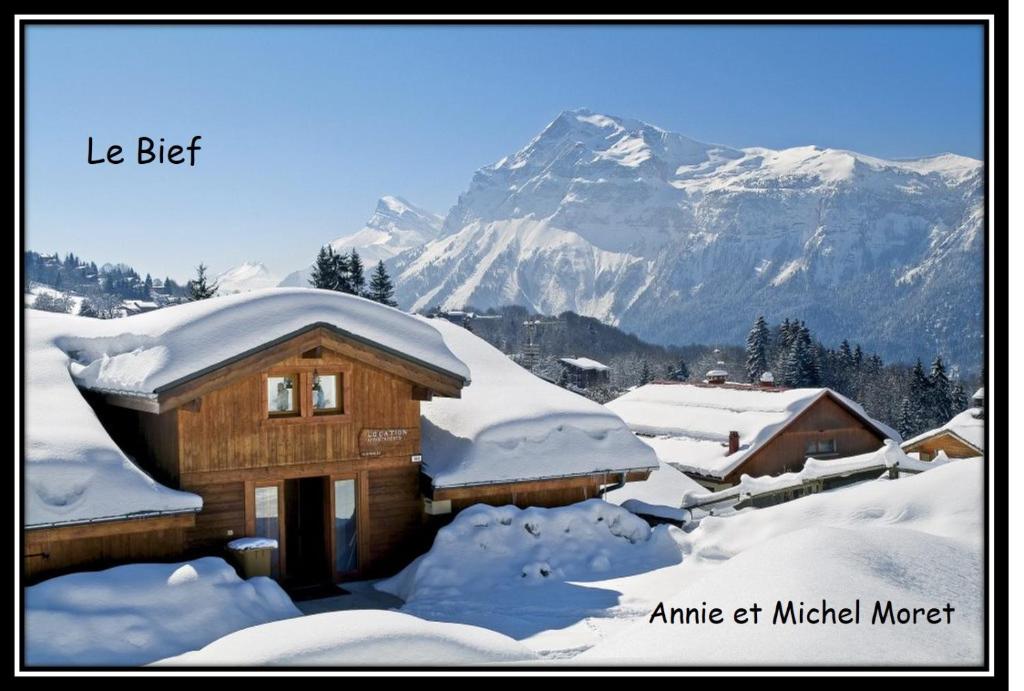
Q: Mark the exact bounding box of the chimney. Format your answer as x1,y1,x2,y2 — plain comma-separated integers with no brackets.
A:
728,431,740,455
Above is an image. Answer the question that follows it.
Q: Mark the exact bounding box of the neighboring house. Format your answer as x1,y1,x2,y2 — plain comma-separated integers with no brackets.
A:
901,405,985,461
558,357,610,389
606,377,899,490
24,289,656,585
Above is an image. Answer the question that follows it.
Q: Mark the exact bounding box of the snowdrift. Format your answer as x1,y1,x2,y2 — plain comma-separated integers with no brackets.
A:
576,459,984,665
25,310,202,527
419,318,657,488
379,499,682,603
156,610,536,666
25,557,300,666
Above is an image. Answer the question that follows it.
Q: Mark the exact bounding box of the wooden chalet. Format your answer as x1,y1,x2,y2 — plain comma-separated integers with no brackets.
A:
606,376,898,491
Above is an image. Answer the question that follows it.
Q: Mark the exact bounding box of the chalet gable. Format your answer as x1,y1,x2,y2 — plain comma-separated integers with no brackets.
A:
80,322,468,415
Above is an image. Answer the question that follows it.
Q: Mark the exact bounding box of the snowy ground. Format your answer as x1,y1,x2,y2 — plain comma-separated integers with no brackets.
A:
377,459,984,664
25,558,300,666
25,460,983,667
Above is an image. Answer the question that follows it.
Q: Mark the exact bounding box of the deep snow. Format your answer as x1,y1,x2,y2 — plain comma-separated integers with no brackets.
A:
379,459,983,662
25,557,301,666
419,318,657,488
156,610,536,666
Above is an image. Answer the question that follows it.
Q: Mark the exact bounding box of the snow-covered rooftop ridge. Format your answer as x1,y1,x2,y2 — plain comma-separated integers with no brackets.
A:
559,356,609,371
419,319,657,489
25,310,202,528
606,382,898,479
65,288,470,397
901,407,985,453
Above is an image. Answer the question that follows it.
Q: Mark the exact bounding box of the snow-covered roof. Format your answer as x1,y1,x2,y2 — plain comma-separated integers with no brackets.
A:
901,407,985,453
25,310,202,528
559,356,609,371
65,288,470,397
606,382,899,479
420,319,657,489
973,387,984,401
706,369,728,378
25,289,470,528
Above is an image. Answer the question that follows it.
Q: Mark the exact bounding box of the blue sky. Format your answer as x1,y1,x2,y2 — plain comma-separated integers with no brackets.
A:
24,23,984,281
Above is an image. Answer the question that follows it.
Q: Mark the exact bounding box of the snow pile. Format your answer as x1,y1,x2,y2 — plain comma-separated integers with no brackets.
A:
156,610,537,666
902,407,985,453
575,459,984,665
64,288,469,396
606,383,897,478
378,499,682,605
419,319,657,488
25,557,301,666
25,310,201,527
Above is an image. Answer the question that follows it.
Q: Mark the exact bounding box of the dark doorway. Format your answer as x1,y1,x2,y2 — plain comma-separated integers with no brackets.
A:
283,476,330,588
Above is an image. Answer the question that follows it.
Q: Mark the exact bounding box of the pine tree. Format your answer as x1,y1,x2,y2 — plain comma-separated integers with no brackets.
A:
950,380,968,415
745,315,770,382
144,273,153,296
896,397,916,439
332,249,353,294
929,356,952,425
852,344,864,369
639,360,652,385
348,249,366,296
368,260,397,306
670,357,690,382
780,340,804,387
310,246,338,290
187,263,219,300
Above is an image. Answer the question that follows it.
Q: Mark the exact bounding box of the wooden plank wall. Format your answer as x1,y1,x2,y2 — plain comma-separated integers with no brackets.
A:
904,433,980,460
25,526,187,583
729,395,886,481
178,349,420,473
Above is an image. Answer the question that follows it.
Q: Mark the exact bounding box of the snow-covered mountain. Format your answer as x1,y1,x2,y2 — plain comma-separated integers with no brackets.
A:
391,108,983,368
214,262,281,295
279,196,442,287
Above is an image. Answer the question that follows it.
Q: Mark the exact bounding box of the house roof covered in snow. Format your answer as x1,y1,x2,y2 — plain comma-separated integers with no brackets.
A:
25,310,202,528
420,319,658,490
901,408,985,454
25,289,471,528
559,357,609,371
65,288,470,409
605,382,899,480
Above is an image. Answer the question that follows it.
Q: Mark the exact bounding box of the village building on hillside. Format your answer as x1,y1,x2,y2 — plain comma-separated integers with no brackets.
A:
901,390,985,461
606,372,899,490
25,289,656,587
558,356,610,389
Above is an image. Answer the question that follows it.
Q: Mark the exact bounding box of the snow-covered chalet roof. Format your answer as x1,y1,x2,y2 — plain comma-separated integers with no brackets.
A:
65,288,470,397
25,289,470,527
25,310,202,528
901,407,985,454
606,382,899,480
420,319,657,489
559,357,609,371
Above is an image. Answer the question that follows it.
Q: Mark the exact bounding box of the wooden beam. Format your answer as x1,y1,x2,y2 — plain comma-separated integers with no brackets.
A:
411,385,433,401
25,512,196,544
180,455,417,487
182,398,202,413
99,392,161,414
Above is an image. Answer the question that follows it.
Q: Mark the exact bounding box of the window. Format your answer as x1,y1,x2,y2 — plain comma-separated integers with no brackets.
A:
805,438,837,456
333,478,358,574
267,375,299,416
254,485,281,578
312,372,342,415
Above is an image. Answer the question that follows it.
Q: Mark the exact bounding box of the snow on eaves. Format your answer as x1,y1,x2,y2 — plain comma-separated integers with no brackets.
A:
65,288,470,397
901,407,985,453
25,310,202,528
420,319,658,489
559,356,609,371
606,383,899,479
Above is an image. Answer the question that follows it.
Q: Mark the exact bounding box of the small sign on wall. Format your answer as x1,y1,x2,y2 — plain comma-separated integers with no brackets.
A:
358,427,418,457
411,454,422,464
